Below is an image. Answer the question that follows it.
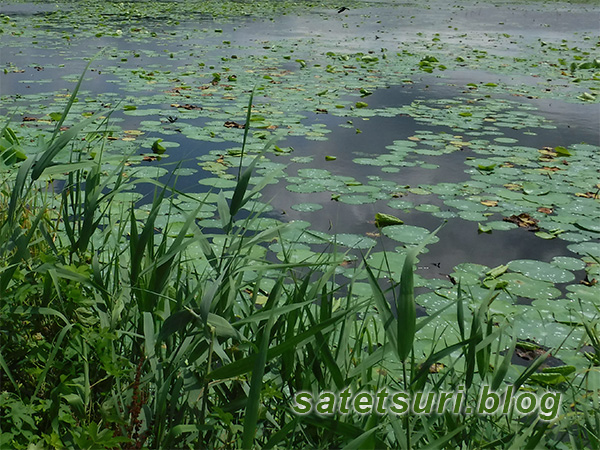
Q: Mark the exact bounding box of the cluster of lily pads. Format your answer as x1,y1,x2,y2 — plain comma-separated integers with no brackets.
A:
1,0,599,377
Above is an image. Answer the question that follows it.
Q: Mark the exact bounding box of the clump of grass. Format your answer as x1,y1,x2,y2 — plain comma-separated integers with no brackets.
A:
0,67,596,449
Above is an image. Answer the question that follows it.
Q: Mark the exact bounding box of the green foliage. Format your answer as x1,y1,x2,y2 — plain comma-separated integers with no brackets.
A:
0,86,597,450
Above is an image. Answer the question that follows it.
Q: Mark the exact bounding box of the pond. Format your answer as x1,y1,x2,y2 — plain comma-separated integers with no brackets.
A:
1,0,599,353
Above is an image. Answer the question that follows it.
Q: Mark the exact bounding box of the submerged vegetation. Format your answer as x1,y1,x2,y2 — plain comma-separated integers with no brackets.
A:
1,0,600,448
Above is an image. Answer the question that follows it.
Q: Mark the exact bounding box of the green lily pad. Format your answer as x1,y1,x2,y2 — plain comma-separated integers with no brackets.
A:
508,259,575,283
444,199,487,211
554,146,572,156
339,195,377,205
276,248,321,264
486,220,517,231
478,223,492,234
368,251,408,278
291,156,314,163
432,210,458,219
332,233,377,249
382,225,440,245
566,284,600,303
388,199,413,210
131,167,169,178
291,203,323,212
297,168,331,179
485,273,561,299
408,187,431,195
513,313,574,349
575,219,600,233
198,177,238,189
172,167,198,176
451,263,489,285
529,372,570,386
286,181,326,193
375,213,404,228
494,137,519,144
551,256,586,271
415,204,440,212
567,242,600,258
522,182,549,196
458,211,489,222
123,108,162,116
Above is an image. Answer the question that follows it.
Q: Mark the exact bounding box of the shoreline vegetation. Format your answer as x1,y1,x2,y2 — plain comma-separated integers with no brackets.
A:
1,71,598,449
1,0,600,448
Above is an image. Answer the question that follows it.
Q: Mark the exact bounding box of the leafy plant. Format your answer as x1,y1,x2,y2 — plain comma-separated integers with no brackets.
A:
0,71,596,450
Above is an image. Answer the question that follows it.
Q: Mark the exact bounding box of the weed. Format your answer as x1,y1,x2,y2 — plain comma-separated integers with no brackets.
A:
0,69,596,449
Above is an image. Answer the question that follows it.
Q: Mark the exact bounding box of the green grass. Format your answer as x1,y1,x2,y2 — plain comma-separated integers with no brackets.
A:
0,74,599,449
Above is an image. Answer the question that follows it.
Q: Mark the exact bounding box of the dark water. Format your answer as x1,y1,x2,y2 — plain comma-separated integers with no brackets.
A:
258,83,597,279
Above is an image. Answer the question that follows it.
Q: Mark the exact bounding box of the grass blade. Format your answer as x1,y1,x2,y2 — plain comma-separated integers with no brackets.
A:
207,312,348,381
31,112,103,181
365,263,398,354
0,350,19,391
513,350,550,391
5,156,35,228
49,50,102,143
420,424,467,450
32,323,74,399
237,87,255,179
397,247,416,362
397,223,444,362
339,427,379,450
241,312,275,449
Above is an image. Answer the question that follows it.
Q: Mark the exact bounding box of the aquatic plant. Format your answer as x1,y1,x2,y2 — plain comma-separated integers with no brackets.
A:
1,67,598,449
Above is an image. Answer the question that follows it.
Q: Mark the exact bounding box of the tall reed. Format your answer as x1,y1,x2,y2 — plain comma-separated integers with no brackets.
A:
0,67,591,449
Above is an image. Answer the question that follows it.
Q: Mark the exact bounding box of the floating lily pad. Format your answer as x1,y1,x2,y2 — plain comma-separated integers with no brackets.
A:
513,311,577,350
388,199,413,210
507,259,575,283
575,218,600,233
416,291,456,312
131,167,169,178
123,108,162,116
494,137,519,144
332,233,377,249
291,156,314,163
276,248,321,264
566,284,600,304
290,203,323,212
432,210,458,219
368,251,408,274
530,298,580,317
339,195,376,205
286,182,326,193
567,242,600,258
198,177,238,189
382,225,440,245
486,220,517,231
415,204,440,212
172,167,198,176
297,168,331,179
459,211,489,222
408,187,431,195
550,256,586,271
485,273,561,299
445,199,487,211
451,263,490,285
